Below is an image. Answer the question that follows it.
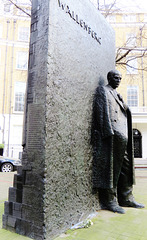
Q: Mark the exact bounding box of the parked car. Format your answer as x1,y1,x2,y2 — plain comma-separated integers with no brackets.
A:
0,156,22,172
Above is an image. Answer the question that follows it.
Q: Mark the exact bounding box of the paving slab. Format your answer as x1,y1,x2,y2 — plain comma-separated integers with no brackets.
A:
135,158,147,169
0,172,15,202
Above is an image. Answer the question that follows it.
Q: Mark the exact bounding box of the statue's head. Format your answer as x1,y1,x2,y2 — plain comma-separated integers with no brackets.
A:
107,70,122,89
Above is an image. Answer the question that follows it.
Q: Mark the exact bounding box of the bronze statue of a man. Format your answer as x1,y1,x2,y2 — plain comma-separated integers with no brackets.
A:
91,70,144,214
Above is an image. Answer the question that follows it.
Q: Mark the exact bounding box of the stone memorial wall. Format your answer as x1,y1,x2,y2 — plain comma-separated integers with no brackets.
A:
3,0,115,239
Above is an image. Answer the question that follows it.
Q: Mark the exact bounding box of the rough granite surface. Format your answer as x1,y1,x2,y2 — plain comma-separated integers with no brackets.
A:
3,0,115,239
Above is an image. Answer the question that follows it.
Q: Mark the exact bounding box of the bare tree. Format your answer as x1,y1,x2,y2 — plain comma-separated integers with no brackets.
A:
116,26,147,72
97,0,121,16
97,1,147,72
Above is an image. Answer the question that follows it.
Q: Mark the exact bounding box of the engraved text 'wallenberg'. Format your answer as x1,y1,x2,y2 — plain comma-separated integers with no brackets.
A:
58,0,101,45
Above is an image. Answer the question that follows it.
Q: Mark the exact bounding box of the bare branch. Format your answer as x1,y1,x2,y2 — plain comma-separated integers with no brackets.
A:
99,0,121,17
8,0,31,17
97,0,147,72
116,49,132,62
116,61,147,71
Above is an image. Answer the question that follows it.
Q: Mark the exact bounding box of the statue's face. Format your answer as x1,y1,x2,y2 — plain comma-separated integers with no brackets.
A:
109,73,122,89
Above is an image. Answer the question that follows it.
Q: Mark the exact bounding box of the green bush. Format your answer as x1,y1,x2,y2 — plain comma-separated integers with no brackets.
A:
0,144,4,149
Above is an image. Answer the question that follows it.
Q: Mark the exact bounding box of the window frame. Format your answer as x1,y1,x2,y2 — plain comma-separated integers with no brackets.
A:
0,24,3,38
126,57,138,75
18,27,30,42
16,51,28,70
126,33,136,47
123,15,136,22
127,86,139,107
107,15,116,23
13,82,26,113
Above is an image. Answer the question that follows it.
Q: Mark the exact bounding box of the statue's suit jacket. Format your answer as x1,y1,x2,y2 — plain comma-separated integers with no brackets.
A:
91,85,135,189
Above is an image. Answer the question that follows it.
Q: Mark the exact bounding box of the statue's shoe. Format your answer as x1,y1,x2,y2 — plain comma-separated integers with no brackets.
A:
102,204,125,214
119,200,145,208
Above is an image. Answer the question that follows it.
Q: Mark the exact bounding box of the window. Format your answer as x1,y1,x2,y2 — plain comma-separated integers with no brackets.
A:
4,3,11,12
18,27,30,42
0,25,3,38
0,2,4,15
126,33,136,47
17,8,31,17
144,14,147,22
107,15,116,23
126,57,138,74
4,1,13,15
127,86,138,107
14,82,26,112
17,9,27,16
16,51,28,70
123,15,136,22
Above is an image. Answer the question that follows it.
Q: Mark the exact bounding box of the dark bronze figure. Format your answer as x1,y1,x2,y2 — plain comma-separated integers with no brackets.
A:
91,70,144,214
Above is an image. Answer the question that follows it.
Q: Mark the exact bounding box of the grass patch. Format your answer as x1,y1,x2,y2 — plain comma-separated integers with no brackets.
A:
0,202,31,240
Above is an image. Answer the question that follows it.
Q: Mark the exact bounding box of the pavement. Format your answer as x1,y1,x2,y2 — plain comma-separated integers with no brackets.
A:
0,172,14,202
0,165,147,240
134,158,147,169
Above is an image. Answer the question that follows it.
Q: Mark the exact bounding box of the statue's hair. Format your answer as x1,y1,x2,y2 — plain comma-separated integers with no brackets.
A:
107,70,121,82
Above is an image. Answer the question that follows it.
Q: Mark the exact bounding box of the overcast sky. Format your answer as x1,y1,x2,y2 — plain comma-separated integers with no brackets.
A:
91,0,147,12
